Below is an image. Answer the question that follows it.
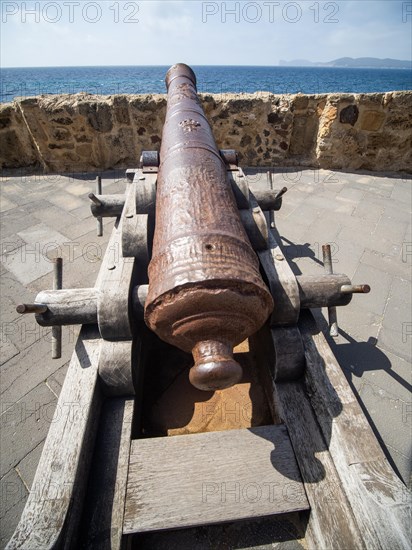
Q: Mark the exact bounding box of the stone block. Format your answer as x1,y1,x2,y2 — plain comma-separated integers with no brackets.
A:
339,104,359,126
289,114,318,157
360,110,386,131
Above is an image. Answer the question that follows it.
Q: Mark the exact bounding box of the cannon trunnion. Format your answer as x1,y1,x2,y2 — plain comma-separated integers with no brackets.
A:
9,64,410,550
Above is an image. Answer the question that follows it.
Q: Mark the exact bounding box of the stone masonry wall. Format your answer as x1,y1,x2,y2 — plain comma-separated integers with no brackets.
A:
0,91,411,173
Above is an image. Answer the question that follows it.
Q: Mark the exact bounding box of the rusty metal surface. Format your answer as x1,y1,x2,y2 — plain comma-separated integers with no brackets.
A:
145,63,273,391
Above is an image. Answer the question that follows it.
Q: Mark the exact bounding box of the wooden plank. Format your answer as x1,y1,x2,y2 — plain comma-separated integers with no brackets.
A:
124,425,309,534
300,310,412,549
276,381,366,550
98,340,135,396
258,230,300,326
97,184,135,341
79,398,134,549
6,325,103,549
250,326,365,549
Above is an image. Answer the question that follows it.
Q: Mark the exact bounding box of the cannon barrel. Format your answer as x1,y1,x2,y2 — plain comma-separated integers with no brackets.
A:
144,63,274,391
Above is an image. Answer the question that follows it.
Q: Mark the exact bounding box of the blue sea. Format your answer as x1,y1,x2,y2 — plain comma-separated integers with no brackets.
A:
1,65,411,103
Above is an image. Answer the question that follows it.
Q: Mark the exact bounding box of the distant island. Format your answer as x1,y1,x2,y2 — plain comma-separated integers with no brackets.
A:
279,57,411,69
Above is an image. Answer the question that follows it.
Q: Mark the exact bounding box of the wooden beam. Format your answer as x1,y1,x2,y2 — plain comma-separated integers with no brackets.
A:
78,398,134,549
300,310,412,549
6,326,103,549
123,425,309,534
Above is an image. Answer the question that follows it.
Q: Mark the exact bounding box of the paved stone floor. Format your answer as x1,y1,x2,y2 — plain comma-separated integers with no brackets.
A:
0,167,411,547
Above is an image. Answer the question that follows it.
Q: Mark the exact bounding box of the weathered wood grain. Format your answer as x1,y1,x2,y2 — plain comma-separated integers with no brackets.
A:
90,194,125,218
300,310,412,549
239,207,268,251
276,381,366,550
135,171,157,215
258,231,300,326
250,324,365,549
270,326,305,381
228,170,249,209
6,325,103,549
98,339,135,396
122,180,154,265
79,398,134,549
124,425,309,534
296,274,352,309
97,185,135,340
34,288,98,326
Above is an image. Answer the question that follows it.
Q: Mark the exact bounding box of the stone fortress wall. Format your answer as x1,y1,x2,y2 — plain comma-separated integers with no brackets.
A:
0,91,411,173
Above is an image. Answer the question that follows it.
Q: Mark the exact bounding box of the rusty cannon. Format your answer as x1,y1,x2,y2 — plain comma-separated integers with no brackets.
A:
9,64,410,550
144,64,273,391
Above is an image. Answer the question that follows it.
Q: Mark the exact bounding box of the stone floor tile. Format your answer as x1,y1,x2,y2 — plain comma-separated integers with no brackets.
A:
0,268,35,321
385,445,412,489
46,360,70,398
0,469,28,549
0,330,74,405
2,222,70,286
302,217,343,252
282,202,322,226
378,325,411,363
373,217,409,250
64,182,93,196
15,441,44,490
1,245,55,286
0,382,56,477
47,192,86,211
70,203,94,221
361,249,412,281
329,239,365,280
0,196,18,213
352,199,384,223
336,187,365,203
31,204,79,232
277,222,308,245
0,208,36,240
391,184,412,204
0,235,25,256
60,215,103,240
351,262,393,316
382,277,412,330
358,380,411,466
0,340,19,366
336,306,382,342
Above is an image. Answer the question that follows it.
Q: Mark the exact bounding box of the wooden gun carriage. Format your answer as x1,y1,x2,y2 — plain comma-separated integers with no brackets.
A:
8,64,411,549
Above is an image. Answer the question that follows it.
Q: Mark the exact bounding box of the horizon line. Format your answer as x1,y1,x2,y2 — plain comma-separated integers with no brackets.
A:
2,63,411,70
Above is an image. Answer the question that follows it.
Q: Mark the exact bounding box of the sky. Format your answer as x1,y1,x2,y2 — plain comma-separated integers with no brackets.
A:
1,0,411,67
